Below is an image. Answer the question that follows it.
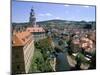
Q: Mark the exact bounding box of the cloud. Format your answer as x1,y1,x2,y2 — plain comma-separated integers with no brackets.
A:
64,4,90,8
64,5,70,7
38,13,53,17
82,5,90,8
55,17,62,19
45,13,52,16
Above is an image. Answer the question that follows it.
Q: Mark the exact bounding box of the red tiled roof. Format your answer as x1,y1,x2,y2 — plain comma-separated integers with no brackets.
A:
12,31,33,46
26,27,45,33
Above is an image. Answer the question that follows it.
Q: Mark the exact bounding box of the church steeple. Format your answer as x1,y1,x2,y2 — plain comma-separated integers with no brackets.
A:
29,7,36,27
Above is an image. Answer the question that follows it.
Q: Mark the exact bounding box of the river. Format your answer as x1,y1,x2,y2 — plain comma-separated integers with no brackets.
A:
52,37,71,71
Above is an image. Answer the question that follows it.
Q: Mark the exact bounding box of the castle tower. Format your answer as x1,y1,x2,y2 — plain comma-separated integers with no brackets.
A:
27,7,46,41
29,7,36,27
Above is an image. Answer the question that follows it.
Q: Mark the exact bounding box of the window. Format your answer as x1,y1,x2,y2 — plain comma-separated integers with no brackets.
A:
15,54,19,58
17,65,20,70
26,35,29,39
22,38,25,41
12,41,15,44
28,30,30,32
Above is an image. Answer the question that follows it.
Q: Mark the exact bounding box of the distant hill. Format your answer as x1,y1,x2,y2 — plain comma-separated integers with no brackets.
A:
12,22,29,26
12,19,96,28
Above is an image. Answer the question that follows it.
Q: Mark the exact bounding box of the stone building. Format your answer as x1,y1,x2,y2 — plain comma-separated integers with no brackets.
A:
12,31,34,74
26,26,45,41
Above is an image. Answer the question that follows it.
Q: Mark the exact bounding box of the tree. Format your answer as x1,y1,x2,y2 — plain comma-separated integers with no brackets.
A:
31,37,54,72
84,24,92,29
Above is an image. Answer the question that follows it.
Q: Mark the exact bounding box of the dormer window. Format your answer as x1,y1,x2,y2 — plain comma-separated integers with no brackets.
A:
26,35,29,39
12,41,15,44
28,30,30,32
22,38,25,42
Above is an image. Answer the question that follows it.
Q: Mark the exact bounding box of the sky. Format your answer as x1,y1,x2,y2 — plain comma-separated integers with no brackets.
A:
12,1,96,23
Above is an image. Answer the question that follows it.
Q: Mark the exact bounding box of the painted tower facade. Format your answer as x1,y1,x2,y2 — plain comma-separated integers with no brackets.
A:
27,8,46,41
29,8,36,27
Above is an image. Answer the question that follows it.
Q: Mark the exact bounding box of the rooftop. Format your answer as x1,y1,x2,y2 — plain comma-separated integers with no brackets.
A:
12,31,33,46
26,26,45,33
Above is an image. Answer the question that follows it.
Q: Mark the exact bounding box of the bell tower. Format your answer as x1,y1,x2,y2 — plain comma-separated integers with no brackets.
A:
29,7,36,27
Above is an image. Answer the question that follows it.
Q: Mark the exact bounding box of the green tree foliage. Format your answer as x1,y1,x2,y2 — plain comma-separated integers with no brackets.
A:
30,37,54,72
35,37,54,53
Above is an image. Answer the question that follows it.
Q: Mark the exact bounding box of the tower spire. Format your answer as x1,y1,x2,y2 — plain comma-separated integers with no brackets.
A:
29,7,36,27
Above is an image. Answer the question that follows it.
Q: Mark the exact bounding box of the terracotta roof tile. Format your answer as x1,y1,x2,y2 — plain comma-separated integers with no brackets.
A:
12,31,33,46
26,27,45,33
